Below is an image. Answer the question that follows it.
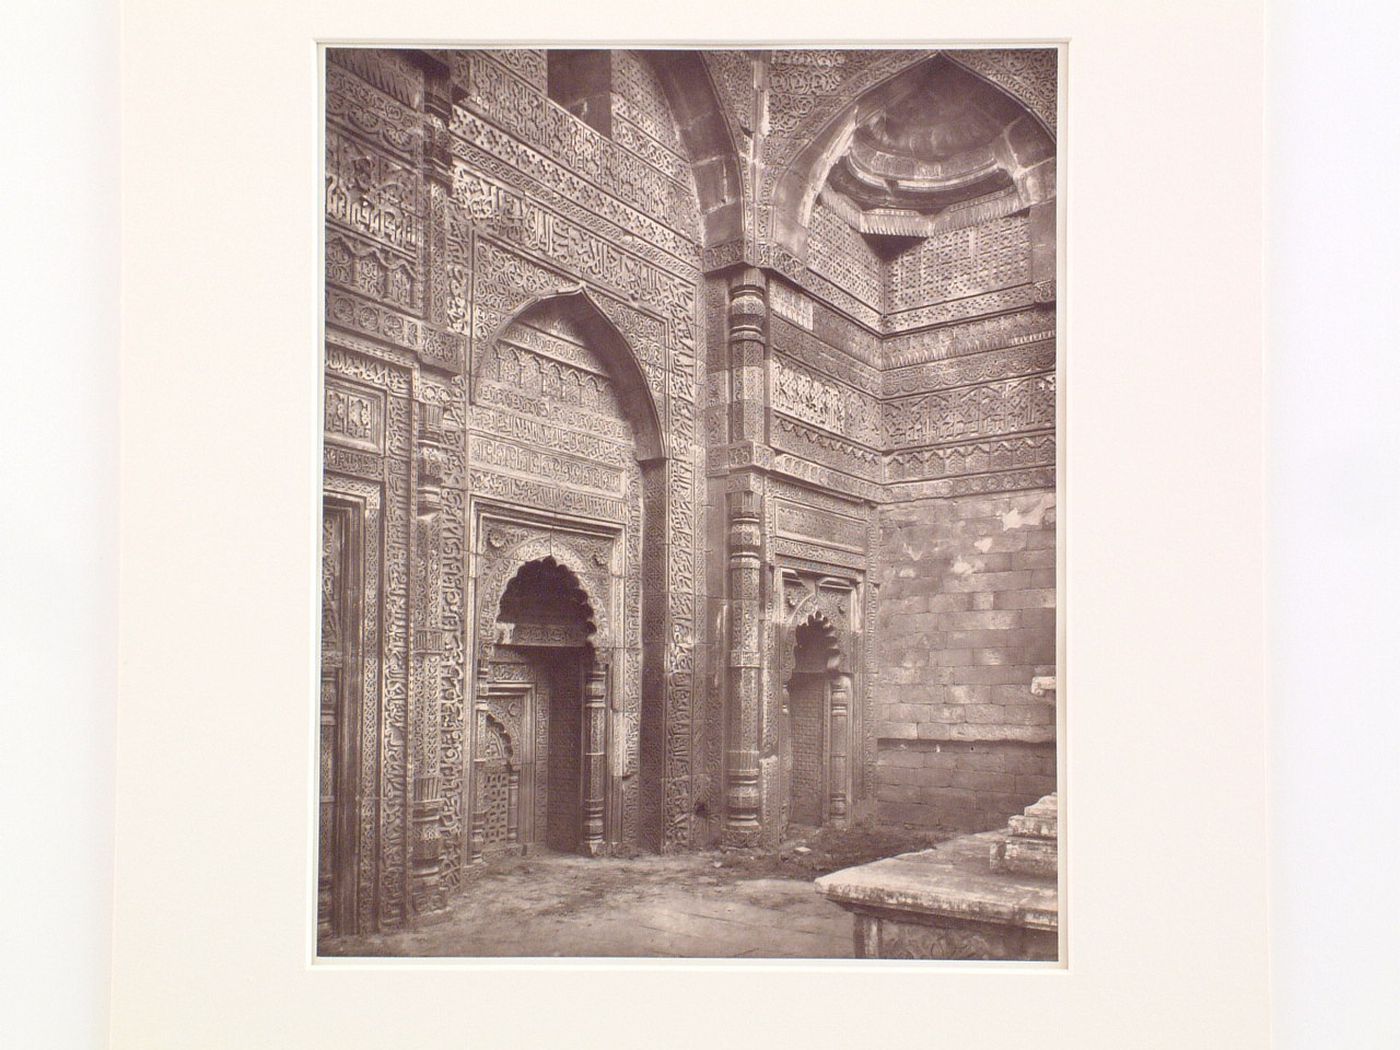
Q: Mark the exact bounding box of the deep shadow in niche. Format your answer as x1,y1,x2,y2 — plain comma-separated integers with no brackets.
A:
477,556,597,857
784,612,844,831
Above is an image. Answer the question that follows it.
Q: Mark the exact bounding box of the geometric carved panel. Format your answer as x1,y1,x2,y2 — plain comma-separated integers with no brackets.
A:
324,377,385,453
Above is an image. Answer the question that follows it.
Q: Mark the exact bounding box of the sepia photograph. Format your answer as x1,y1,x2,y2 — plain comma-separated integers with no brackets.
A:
21,0,1400,1047
318,45,1060,960
33,0,1389,1045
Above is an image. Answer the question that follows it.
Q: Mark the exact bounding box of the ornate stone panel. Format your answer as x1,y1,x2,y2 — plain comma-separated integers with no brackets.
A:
324,339,413,928
770,355,882,446
882,333,1055,395
329,49,425,110
884,374,1056,448
886,434,1056,483
885,465,1056,503
771,315,882,393
324,377,385,453
774,500,868,555
419,376,469,895
450,125,699,273
450,52,699,237
320,478,382,932
806,201,883,312
326,127,421,258
946,48,1058,134
771,416,882,481
885,214,1030,313
327,232,419,315
882,285,1040,335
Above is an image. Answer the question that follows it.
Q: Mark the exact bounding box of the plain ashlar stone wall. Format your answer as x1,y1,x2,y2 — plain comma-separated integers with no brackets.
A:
873,488,1057,831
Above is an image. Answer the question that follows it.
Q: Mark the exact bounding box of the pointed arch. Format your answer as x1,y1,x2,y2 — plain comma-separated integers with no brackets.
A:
638,50,747,263
473,286,666,464
769,52,1057,259
479,711,516,764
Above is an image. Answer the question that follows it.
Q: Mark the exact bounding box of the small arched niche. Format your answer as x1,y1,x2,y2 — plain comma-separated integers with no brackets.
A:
474,555,605,859
785,611,847,829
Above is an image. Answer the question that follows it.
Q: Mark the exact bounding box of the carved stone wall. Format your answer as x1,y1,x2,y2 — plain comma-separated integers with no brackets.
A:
322,45,711,934
321,46,1057,932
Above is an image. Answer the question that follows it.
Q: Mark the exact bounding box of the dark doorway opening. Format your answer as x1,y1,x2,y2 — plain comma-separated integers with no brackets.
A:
784,613,844,831
483,556,600,858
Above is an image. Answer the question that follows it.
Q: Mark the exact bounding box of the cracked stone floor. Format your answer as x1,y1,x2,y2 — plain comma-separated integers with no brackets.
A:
319,824,952,959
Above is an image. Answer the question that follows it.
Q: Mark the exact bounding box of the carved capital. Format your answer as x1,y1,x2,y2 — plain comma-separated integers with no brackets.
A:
727,266,767,339
726,486,762,523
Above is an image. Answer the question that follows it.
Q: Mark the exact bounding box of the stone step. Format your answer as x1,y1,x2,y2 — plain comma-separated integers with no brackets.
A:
990,793,1058,876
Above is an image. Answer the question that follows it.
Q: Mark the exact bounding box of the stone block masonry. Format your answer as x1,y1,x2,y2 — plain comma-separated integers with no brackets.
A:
874,489,1056,831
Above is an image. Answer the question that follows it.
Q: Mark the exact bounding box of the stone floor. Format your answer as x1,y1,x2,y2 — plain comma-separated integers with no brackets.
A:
320,850,855,958
321,823,955,959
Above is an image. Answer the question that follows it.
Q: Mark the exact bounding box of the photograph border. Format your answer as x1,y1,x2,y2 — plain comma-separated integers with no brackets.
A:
113,2,1269,1046
307,38,1070,971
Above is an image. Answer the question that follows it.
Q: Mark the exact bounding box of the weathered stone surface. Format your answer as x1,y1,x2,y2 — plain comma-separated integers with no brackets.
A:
816,830,1057,960
991,793,1059,878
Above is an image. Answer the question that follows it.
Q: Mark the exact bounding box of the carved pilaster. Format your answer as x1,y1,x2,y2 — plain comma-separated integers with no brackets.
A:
467,664,489,866
582,663,608,855
828,672,852,824
407,401,448,921
722,267,769,846
725,485,764,843
506,767,521,845
417,50,466,374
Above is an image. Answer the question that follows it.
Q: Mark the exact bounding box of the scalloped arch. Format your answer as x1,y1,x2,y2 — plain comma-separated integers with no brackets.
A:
477,537,608,651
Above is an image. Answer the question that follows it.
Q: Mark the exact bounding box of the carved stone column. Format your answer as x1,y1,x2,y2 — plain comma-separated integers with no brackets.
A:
506,767,521,846
723,267,768,846
725,487,764,843
467,664,490,866
726,267,768,444
582,662,608,855
407,406,448,920
404,50,459,924
828,672,852,825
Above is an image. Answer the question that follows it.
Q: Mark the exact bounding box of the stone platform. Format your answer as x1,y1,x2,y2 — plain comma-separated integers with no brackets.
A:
815,829,1058,960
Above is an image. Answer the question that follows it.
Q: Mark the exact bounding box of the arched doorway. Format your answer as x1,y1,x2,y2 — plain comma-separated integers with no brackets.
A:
471,556,610,858
783,611,853,830
466,288,667,859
